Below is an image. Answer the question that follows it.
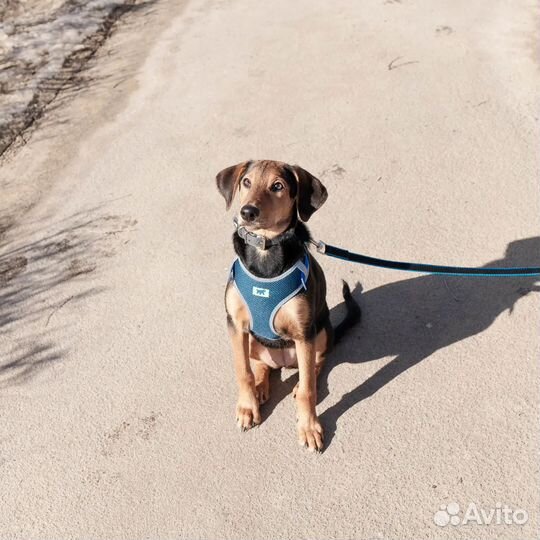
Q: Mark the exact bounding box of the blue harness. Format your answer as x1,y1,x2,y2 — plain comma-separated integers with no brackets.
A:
230,251,310,341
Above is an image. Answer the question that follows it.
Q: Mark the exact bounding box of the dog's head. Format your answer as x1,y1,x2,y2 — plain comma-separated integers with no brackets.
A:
216,160,327,234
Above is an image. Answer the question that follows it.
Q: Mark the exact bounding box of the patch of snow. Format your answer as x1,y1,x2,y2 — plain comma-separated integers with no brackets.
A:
0,0,133,126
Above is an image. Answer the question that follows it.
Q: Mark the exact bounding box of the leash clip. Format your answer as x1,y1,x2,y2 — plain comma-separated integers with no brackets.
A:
311,239,326,254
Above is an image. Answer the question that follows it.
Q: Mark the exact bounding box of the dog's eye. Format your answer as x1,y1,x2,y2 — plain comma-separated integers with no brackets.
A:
271,182,284,192
242,178,251,188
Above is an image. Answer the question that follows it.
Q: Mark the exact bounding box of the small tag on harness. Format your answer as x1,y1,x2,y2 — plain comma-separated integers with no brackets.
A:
252,286,270,298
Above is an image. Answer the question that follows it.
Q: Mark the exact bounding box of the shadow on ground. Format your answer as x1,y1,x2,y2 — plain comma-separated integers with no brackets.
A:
0,1,154,389
262,237,540,448
0,200,136,388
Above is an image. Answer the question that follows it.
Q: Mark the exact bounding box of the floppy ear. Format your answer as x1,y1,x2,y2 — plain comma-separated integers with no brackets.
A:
216,161,251,210
291,165,328,222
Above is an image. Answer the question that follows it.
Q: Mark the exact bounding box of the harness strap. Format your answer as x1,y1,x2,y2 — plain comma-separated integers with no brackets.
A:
231,251,310,341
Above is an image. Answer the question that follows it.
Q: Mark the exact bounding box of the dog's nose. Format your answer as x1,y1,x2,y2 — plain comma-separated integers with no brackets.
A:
240,205,260,222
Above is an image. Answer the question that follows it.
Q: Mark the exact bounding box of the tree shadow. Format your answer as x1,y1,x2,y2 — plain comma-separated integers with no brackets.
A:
317,236,540,447
0,200,136,388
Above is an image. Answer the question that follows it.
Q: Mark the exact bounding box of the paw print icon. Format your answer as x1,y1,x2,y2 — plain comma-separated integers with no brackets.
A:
434,502,461,527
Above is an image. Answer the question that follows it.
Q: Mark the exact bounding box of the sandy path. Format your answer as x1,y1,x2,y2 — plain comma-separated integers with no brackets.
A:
0,0,539,538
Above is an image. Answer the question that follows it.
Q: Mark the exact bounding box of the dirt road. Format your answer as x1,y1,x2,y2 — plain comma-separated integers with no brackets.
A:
0,1,538,538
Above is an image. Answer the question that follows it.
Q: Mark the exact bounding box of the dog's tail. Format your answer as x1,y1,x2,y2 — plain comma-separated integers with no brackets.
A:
333,280,362,345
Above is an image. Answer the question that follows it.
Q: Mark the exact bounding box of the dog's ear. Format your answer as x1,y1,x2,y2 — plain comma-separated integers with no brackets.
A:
216,161,251,210
291,165,328,222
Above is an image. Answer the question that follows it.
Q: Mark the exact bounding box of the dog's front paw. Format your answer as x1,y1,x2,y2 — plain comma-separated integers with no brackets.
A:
297,416,324,452
236,391,261,431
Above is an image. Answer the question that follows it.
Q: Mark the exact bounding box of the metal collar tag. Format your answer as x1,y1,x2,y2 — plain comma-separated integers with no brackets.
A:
239,227,267,249
233,216,268,250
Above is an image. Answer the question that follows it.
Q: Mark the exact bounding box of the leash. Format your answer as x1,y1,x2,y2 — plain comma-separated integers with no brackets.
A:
231,218,539,277
310,240,540,277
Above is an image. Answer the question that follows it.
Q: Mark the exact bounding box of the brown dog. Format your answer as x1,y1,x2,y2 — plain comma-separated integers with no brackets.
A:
216,160,360,451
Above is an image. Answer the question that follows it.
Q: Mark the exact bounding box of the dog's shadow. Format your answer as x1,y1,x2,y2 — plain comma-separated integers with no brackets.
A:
262,236,540,448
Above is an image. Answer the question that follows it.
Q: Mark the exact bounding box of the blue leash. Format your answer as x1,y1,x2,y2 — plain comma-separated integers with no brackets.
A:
312,240,540,277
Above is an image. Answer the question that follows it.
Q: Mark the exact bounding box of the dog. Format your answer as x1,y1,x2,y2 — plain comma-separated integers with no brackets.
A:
216,160,360,451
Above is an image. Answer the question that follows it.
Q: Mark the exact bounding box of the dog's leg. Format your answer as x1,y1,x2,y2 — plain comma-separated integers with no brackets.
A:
251,358,271,404
293,328,327,398
292,359,325,399
229,326,261,431
294,339,324,451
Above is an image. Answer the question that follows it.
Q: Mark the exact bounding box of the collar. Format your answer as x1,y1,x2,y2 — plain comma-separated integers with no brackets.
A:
233,216,297,250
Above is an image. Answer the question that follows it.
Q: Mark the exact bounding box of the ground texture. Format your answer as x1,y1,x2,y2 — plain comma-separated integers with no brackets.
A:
0,1,539,538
